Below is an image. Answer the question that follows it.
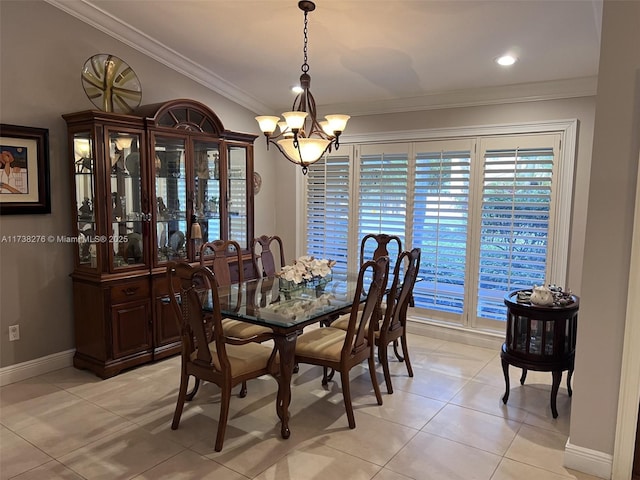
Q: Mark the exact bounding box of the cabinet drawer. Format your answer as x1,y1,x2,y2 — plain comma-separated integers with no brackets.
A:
110,279,149,303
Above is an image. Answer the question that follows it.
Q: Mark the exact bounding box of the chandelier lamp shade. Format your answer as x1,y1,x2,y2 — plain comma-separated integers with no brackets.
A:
255,0,349,174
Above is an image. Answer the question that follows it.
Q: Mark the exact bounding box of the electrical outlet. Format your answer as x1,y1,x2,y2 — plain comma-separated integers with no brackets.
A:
8,325,19,341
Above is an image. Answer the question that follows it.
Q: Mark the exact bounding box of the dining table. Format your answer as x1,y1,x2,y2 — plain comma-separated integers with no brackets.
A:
204,273,364,439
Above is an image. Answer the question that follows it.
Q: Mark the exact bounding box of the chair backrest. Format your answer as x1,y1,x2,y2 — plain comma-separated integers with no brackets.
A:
380,248,421,334
200,239,244,286
167,262,230,374
360,233,402,269
341,256,390,360
251,235,285,277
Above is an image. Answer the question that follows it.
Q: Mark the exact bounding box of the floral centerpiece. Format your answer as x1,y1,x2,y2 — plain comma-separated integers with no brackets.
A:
277,255,336,287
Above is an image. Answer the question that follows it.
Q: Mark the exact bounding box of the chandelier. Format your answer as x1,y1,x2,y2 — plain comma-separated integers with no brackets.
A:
255,0,349,175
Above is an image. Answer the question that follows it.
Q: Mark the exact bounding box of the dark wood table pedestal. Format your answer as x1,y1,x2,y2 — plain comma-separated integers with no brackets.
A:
501,291,579,418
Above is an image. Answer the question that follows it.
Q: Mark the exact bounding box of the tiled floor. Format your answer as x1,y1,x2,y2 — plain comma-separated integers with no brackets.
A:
1,333,605,480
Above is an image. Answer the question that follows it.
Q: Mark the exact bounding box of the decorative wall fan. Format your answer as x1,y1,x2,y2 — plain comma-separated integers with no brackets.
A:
81,54,142,113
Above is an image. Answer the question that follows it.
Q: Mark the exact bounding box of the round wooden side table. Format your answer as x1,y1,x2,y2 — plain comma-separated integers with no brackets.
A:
501,290,579,418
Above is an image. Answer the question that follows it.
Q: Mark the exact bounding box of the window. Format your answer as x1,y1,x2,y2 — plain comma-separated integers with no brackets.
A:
306,151,351,274
358,144,408,271
412,140,472,322
304,122,574,332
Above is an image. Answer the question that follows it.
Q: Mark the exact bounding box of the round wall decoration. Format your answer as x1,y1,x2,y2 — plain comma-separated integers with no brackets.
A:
253,171,262,195
81,54,142,114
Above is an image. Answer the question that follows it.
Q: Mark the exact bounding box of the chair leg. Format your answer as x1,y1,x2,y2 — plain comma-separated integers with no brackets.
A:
239,381,247,398
185,377,201,401
340,370,356,429
378,343,394,394
171,372,189,430
400,333,414,377
322,367,335,385
215,386,232,452
393,339,404,362
368,351,383,405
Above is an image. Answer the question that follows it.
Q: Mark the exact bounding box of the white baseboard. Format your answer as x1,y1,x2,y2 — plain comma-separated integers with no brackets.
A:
0,349,75,386
564,438,613,479
407,318,504,350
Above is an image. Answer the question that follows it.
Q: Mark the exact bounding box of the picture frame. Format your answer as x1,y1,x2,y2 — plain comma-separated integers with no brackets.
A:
0,124,51,215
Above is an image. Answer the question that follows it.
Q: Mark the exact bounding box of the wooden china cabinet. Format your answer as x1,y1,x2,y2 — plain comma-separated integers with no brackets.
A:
63,99,256,378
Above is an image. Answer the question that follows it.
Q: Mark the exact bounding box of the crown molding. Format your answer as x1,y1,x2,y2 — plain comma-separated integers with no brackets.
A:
44,0,271,114
45,0,597,117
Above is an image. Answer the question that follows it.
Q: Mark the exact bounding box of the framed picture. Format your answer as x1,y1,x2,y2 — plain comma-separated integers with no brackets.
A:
0,124,51,215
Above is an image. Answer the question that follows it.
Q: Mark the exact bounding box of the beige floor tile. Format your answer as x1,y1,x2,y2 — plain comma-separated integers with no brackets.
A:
386,431,501,480
312,409,418,465
472,355,522,388
253,442,381,480
504,424,570,476
10,397,133,458
57,424,184,480
356,386,447,430
450,380,528,422
491,458,578,480
130,449,246,480
8,460,85,480
372,468,415,480
0,426,52,480
423,404,521,455
390,364,469,402
0,381,76,430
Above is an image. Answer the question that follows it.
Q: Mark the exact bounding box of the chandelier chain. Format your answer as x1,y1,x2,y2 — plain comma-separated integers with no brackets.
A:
302,10,309,73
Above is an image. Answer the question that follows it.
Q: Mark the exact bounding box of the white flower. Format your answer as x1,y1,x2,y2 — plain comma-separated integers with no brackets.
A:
277,255,336,284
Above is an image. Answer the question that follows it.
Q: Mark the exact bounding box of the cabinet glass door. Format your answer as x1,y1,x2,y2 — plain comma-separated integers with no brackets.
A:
154,136,187,263
108,131,145,269
227,145,248,248
194,140,221,251
73,131,98,269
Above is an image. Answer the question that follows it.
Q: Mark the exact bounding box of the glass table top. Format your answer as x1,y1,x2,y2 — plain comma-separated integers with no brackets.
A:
208,274,364,329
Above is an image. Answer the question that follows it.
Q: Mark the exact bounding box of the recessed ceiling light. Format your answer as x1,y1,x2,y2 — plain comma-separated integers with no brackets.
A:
291,85,303,94
496,55,517,66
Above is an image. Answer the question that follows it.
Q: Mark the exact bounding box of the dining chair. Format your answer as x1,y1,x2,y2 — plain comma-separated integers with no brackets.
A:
375,247,421,393
251,234,286,277
200,240,274,396
294,256,389,429
167,262,278,452
331,248,421,394
324,233,402,328
199,239,273,340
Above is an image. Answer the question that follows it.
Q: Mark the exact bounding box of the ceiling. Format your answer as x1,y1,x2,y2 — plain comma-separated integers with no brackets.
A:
47,0,603,117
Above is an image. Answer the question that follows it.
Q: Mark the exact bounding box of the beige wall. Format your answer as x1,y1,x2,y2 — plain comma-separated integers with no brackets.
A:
570,0,640,460
0,0,277,367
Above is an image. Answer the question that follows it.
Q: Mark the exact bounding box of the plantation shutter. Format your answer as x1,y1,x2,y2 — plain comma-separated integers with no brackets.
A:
358,144,409,269
411,140,472,318
475,135,559,322
306,153,351,274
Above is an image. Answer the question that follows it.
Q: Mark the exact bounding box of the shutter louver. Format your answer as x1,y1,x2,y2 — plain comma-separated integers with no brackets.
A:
477,147,554,320
358,151,408,269
306,154,350,273
412,150,471,314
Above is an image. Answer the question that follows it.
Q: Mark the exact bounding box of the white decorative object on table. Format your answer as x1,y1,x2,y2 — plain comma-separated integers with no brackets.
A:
529,285,554,306
278,255,336,284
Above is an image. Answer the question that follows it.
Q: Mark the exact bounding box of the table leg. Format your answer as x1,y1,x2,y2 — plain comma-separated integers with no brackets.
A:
501,357,510,404
273,331,298,439
550,370,562,418
567,369,573,396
